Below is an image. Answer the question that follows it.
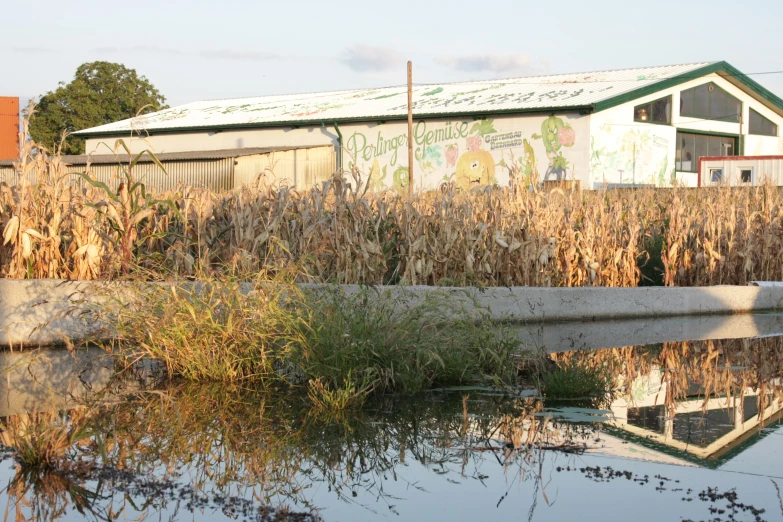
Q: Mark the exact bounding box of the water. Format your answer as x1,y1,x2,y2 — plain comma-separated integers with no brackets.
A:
2,313,783,521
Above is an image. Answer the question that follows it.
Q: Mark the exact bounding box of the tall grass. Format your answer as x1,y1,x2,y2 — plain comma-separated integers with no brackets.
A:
103,276,524,406
298,287,520,396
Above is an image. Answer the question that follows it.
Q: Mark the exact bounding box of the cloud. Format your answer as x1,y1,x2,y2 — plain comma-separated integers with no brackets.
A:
94,45,281,61
340,45,403,72
435,53,547,76
12,47,56,53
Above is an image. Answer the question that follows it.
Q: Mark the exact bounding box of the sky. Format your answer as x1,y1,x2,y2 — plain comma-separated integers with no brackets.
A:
2,0,783,108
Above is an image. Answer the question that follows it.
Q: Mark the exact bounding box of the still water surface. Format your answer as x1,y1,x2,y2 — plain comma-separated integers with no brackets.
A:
2,313,783,521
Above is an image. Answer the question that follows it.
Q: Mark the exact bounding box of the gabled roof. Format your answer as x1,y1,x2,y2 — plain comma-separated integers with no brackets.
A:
75,61,783,137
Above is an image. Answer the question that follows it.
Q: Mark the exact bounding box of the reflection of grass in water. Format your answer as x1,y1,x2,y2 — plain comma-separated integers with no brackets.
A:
538,357,614,401
0,410,93,470
1,382,605,520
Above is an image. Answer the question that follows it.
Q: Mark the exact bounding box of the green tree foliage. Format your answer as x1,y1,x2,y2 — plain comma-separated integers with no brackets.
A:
29,61,168,155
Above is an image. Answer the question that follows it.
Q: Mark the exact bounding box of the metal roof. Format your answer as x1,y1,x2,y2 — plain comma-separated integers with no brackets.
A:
76,62,722,136
0,146,323,167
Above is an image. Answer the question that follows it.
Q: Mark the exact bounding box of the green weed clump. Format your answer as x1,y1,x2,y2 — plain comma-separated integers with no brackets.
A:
297,288,521,402
538,358,614,401
103,277,523,409
107,271,310,382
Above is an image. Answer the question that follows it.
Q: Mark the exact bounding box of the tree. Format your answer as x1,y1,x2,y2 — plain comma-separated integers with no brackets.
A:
29,61,168,155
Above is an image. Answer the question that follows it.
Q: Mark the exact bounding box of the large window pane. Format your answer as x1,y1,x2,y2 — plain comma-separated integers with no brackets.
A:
693,85,709,118
728,98,741,123
708,135,722,157
709,88,727,120
675,137,682,170
676,132,735,172
634,102,652,122
750,109,762,132
680,82,741,122
694,134,709,163
721,137,733,156
652,97,671,123
749,108,778,136
634,96,671,124
678,132,696,172
680,91,693,117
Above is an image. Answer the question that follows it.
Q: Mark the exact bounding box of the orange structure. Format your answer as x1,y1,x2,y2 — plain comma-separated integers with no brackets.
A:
0,97,19,160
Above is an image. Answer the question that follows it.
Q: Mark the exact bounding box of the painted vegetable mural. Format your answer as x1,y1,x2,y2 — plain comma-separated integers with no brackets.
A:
346,115,581,190
455,120,498,189
533,116,575,181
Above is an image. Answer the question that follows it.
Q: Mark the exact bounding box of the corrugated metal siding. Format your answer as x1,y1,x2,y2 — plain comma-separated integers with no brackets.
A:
78,63,715,135
234,146,335,188
0,97,19,160
701,157,783,186
0,158,234,192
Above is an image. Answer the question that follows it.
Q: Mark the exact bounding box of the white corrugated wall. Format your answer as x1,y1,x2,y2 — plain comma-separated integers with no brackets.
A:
0,159,234,192
700,157,783,186
234,146,335,188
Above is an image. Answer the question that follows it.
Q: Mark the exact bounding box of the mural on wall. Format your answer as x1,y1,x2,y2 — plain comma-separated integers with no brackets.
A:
455,120,497,188
589,123,672,187
344,116,581,192
532,116,575,181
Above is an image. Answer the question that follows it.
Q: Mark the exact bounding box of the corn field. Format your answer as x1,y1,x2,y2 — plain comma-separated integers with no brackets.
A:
2,133,783,286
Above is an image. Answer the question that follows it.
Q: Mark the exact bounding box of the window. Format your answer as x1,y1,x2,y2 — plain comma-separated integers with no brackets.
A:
679,82,741,122
634,95,672,124
675,131,736,172
709,168,724,184
739,168,752,184
749,108,778,136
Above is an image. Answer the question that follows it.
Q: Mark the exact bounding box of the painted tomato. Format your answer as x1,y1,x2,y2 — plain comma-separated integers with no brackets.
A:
455,150,496,189
445,144,459,167
558,125,575,147
466,135,483,152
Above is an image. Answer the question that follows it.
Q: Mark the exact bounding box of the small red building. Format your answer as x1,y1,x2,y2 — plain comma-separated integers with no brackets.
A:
698,155,783,187
0,97,19,161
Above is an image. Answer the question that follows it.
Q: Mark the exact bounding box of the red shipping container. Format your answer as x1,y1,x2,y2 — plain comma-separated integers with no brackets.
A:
0,97,20,160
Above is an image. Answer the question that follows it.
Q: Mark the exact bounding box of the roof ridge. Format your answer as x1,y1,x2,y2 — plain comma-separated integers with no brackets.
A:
171,62,715,105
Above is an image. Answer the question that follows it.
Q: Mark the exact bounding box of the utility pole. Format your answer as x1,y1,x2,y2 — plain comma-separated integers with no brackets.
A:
407,61,414,196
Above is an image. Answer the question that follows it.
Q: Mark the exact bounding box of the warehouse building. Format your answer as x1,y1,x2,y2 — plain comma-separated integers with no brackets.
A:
75,61,783,191
0,146,333,191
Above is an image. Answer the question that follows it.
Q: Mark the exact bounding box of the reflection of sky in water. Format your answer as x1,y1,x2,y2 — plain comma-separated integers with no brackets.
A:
1,411,780,521
3,316,783,521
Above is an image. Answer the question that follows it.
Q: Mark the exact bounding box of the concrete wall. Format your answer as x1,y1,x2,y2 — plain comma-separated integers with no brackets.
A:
2,279,783,348
589,72,783,188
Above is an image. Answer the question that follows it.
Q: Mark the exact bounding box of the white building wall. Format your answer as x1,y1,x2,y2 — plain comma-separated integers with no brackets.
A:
590,72,783,187
84,126,337,155
338,113,591,192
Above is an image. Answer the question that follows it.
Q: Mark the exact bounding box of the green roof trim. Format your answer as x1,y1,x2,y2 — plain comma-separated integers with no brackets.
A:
594,61,783,116
603,411,783,470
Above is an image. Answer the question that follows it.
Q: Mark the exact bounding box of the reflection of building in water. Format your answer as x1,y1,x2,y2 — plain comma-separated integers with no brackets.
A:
608,365,783,466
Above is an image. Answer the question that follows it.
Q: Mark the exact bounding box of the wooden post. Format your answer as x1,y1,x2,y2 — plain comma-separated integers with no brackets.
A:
407,61,413,196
